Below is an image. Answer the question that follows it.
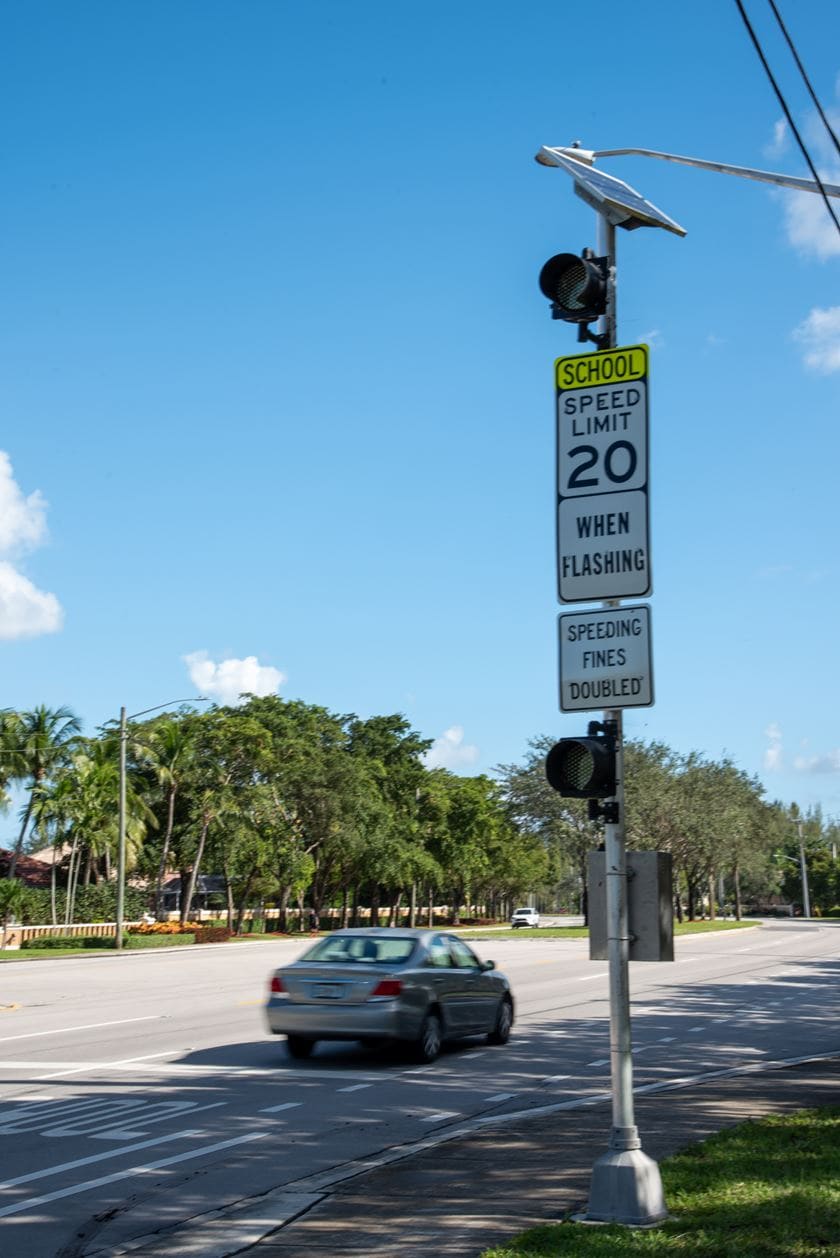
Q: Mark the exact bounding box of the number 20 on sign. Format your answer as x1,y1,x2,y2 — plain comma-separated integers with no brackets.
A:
555,344,651,604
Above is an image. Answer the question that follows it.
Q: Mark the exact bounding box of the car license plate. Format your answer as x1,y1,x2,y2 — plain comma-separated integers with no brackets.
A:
313,982,343,999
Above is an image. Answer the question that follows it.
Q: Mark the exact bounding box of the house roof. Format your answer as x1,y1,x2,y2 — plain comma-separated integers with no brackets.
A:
0,850,54,888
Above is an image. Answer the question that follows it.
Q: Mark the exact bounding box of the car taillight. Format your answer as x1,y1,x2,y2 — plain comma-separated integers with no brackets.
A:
370,979,402,998
270,975,285,993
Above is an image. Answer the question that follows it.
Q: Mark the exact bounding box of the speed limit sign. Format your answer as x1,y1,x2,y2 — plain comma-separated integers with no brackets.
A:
555,344,651,603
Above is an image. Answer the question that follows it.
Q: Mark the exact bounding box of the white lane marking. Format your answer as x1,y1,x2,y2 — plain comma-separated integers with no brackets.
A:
0,1016,159,1045
90,1102,227,1140
0,1132,268,1219
35,1051,176,1081
544,1074,570,1083
259,1102,302,1114
483,1092,516,1103
337,1083,372,1093
0,1129,201,1190
578,972,608,981
587,1059,609,1067
659,1037,676,1043
46,1101,226,1138
419,1111,460,1123
1,1051,387,1088
689,1026,704,1033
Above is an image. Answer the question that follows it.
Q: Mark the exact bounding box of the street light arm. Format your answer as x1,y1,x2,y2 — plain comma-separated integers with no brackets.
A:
536,145,840,199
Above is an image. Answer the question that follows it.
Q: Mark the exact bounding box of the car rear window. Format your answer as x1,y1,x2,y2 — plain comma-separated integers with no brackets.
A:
299,935,418,965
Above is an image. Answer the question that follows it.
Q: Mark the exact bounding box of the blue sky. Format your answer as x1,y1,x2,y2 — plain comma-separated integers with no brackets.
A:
2,0,840,836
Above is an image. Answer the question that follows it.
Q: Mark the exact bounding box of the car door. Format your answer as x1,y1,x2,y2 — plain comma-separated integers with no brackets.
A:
447,936,498,1032
425,934,470,1032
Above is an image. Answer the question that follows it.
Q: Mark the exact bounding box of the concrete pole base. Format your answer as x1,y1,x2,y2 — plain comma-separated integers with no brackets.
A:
581,1134,668,1226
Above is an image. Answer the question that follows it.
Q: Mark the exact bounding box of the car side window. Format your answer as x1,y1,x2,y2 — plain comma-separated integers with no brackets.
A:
448,938,480,970
427,937,453,968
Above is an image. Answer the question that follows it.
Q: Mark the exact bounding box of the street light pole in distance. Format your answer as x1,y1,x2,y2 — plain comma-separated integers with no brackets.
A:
114,696,208,950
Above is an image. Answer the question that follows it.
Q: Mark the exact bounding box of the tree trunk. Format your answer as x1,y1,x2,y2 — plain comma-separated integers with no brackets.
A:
409,882,416,928
389,891,402,927
235,868,258,935
65,837,80,926
370,889,380,928
278,885,291,933
451,886,461,927
221,855,234,929
341,886,349,929
181,818,211,924
154,785,178,920
733,863,742,921
50,848,58,926
427,885,434,928
708,872,716,921
351,885,359,929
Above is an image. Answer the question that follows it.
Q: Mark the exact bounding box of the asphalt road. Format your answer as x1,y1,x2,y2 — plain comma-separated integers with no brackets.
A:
0,919,838,1257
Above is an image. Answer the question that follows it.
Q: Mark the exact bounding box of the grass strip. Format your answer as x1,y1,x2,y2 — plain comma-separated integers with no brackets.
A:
461,921,754,942
481,1107,840,1258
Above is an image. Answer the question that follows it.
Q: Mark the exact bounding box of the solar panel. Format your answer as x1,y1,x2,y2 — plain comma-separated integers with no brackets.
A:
537,148,687,237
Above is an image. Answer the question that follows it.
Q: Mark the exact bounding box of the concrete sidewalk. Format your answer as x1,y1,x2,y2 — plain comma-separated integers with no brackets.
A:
116,1053,838,1258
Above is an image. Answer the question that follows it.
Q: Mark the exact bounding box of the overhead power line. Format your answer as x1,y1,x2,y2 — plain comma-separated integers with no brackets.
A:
767,0,840,163
733,0,840,243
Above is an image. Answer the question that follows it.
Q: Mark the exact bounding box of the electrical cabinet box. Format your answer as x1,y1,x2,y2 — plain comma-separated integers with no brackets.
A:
588,850,674,962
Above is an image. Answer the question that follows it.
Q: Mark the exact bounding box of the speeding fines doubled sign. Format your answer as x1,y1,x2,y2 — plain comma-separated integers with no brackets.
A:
559,604,653,712
556,344,650,603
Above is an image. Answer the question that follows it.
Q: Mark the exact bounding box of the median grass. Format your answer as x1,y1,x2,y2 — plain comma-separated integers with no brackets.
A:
481,1107,840,1258
461,920,754,942
0,933,196,960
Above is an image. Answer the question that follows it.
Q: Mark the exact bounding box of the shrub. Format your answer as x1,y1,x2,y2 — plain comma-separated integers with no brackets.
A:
193,926,233,944
128,921,202,936
21,935,119,950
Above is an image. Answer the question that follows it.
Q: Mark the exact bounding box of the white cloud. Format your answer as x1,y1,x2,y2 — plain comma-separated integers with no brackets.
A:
422,725,479,771
0,452,62,640
782,185,840,260
793,749,840,774
183,651,286,706
764,117,788,159
778,94,840,259
0,561,63,640
792,307,840,373
639,329,663,350
0,451,48,553
763,722,783,772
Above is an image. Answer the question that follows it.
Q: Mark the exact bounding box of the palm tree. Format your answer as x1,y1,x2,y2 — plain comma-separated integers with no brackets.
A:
138,719,197,918
4,706,81,879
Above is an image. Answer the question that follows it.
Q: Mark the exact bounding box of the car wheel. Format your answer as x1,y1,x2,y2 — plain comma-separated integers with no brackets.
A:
412,1011,443,1063
286,1035,315,1060
487,996,513,1045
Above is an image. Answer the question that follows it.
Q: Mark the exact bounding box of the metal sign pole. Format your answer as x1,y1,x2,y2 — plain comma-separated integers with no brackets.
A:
583,211,666,1225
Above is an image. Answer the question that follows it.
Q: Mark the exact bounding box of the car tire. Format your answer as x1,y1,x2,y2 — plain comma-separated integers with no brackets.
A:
412,1011,443,1063
286,1035,315,1060
486,996,513,1046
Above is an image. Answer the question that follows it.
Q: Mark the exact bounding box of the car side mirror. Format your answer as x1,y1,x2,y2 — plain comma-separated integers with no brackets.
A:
481,959,495,971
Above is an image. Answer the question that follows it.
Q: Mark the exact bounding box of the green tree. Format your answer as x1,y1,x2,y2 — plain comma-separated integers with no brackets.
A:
1,705,81,879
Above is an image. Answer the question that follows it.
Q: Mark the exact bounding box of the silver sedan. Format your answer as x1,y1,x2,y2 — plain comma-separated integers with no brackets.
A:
265,927,514,1063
